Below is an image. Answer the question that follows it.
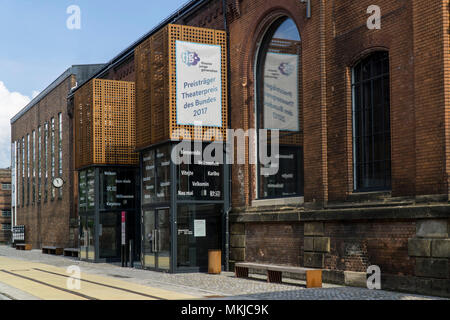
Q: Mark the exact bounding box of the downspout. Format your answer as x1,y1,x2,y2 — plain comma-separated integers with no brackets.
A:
222,0,232,272
319,0,328,205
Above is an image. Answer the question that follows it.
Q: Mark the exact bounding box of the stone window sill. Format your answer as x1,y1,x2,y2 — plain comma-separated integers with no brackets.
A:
251,196,304,208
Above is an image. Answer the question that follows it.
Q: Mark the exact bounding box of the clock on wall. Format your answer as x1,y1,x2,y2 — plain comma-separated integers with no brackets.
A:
52,177,64,189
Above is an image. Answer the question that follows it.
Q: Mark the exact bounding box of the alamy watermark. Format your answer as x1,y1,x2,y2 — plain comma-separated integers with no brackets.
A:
66,265,81,290
367,5,381,30
171,125,280,176
67,5,81,30
367,265,381,290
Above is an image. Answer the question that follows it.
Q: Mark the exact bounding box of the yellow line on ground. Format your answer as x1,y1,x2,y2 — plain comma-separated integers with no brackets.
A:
14,269,153,300
0,257,197,300
0,271,87,300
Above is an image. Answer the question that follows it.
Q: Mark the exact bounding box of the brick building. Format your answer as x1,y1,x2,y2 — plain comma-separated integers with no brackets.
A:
0,169,12,244
11,65,103,249
14,0,449,296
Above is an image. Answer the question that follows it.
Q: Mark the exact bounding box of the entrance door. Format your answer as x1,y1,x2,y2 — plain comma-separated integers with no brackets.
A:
79,214,95,261
142,208,171,271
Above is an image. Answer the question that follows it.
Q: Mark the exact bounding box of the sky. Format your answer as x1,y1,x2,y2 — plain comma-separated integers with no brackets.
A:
0,0,188,168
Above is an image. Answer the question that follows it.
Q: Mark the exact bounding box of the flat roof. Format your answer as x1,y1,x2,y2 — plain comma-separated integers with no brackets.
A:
11,64,104,124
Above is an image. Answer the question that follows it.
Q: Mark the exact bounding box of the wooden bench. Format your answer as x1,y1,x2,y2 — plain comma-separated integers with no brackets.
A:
63,248,79,257
16,244,32,251
42,246,64,255
235,262,323,288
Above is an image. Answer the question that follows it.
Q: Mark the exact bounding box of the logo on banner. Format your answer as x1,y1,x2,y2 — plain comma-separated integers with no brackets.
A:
181,51,200,67
278,62,294,76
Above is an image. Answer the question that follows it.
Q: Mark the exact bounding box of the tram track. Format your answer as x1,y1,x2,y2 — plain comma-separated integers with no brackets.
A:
32,268,165,300
0,270,97,300
0,267,167,300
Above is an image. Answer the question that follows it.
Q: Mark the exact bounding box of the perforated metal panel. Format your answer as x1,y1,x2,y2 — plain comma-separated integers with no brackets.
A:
135,24,228,149
74,79,138,169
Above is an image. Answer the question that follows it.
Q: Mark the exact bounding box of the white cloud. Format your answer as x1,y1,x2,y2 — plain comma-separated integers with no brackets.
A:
0,81,32,168
31,90,40,99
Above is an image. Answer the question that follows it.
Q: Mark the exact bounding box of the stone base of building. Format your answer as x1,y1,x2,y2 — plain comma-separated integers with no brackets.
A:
229,198,450,298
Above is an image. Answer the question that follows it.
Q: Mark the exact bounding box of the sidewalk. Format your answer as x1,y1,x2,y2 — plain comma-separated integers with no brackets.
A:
0,245,446,300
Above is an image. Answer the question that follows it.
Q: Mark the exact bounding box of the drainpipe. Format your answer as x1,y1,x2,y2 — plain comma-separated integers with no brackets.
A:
222,0,232,272
319,0,328,205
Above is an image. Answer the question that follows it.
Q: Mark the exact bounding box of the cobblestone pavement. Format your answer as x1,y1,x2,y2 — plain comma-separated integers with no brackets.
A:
0,245,446,300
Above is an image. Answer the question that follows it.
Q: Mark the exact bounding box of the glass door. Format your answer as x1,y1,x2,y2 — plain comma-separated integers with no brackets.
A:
142,208,171,271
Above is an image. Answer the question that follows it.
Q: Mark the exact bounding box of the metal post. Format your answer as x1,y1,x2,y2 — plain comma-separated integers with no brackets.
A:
121,245,125,267
129,239,134,268
121,211,127,267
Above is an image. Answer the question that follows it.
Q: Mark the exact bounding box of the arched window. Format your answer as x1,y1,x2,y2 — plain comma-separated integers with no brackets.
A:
256,17,303,199
352,51,391,191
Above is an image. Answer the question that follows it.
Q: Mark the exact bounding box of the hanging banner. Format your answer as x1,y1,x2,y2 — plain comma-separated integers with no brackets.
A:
263,52,299,131
176,40,222,127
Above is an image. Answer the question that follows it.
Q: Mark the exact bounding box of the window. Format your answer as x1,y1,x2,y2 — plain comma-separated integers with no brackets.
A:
352,51,391,191
51,117,55,200
16,140,20,207
38,126,41,202
256,17,304,199
2,210,11,217
2,224,11,231
1,183,11,190
44,122,48,201
27,133,30,205
21,137,24,207
58,113,62,198
32,130,36,203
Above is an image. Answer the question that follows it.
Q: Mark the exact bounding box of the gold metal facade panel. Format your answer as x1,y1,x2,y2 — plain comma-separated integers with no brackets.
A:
135,27,170,148
74,79,138,169
135,24,228,149
74,82,94,169
168,24,228,142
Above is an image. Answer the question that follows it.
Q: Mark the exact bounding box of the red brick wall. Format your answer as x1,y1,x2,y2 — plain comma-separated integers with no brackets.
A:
244,220,416,276
0,169,11,243
223,0,449,205
100,56,135,82
324,220,416,275
245,222,304,267
328,0,416,199
413,0,449,196
11,76,76,248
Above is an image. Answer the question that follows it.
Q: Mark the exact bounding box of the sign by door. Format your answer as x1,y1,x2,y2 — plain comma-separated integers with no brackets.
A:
194,219,206,237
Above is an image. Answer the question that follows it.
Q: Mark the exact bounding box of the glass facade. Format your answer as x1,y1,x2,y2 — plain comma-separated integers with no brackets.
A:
141,145,171,204
78,167,139,262
176,204,222,270
140,142,227,273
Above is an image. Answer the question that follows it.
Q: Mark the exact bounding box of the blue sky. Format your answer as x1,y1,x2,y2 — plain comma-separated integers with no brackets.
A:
0,0,188,167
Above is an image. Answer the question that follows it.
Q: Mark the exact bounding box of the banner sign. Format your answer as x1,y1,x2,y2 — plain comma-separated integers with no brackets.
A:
176,40,222,127
263,52,299,131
